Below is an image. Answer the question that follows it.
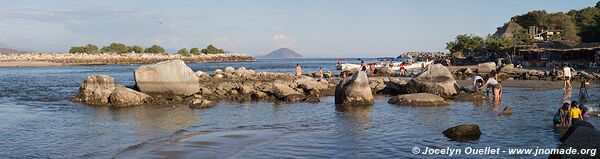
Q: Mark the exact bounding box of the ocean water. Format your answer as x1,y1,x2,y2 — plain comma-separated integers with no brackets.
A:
0,58,598,158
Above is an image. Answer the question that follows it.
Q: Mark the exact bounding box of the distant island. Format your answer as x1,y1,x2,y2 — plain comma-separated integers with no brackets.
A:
257,48,303,59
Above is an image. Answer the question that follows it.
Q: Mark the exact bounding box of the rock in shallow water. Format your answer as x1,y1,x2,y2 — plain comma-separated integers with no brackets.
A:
70,75,116,106
134,60,200,96
404,64,458,98
109,85,151,107
335,71,374,106
189,99,215,109
388,93,448,106
442,124,481,141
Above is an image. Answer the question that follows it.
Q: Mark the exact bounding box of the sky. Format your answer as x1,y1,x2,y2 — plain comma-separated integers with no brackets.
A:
0,0,597,57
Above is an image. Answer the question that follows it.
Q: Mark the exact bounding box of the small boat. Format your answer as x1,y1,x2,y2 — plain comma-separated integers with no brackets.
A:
335,57,433,71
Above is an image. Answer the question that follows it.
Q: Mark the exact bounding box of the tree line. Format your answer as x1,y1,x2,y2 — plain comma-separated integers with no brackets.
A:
69,43,226,55
446,1,600,56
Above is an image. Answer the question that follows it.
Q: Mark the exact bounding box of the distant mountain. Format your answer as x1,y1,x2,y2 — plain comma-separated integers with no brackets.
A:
257,48,303,59
0,47,27,54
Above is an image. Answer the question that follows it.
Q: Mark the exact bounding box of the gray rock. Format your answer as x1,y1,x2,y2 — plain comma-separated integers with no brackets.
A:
477,62,496,74
109,85,151,107
388,93,449,106
377,66,395,75
443,124,481,141
71,75,116,106
134,60,200,96
335,71,374,106
189,99,215,109
272,83,303,99
404,64,458,98
224,66,235,74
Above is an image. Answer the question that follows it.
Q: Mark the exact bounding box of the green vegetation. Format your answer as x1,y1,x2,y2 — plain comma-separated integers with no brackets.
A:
445,34,484,57
190,47,200,55
128,45,144,53
68,43,228,55
446,1,600,55
69,44,99,54
201,45,225,54
143,45,166,53
446,34,518,57
100,43,129,53
177,48,190,56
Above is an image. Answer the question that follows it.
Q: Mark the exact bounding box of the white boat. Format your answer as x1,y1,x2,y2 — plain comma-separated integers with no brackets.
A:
336,57,434,71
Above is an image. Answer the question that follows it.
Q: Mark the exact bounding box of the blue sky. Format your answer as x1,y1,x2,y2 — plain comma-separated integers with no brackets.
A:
0,0,597,57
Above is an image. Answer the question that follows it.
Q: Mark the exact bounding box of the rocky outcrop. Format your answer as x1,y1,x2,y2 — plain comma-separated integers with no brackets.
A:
134,60,200,96
388,93,449,106
404,64,458,98
551,120,599,159
477,62,496,74
272,83,304,101
376,66,395,75
70,75,116,106
109,85,151,107
442,124,481,141
335,71,374,106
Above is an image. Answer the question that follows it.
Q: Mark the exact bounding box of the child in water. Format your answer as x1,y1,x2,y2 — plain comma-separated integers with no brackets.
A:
579,77,592,103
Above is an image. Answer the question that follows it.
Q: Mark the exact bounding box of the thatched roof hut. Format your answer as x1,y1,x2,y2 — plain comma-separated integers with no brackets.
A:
492,21,520,38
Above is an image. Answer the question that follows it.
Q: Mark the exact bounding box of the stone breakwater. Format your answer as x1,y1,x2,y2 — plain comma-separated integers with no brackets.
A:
0,53,255,65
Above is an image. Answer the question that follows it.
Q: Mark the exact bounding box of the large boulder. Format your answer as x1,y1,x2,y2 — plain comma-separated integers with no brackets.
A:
134,60,200,96
477,62,496,74
70,75,116,106
335,71,374,106
109,85,151,107
499,64,514,74
388,93,448,106
377,66,395,75
442,124,481,141
404,64,458,98
551,121,600,159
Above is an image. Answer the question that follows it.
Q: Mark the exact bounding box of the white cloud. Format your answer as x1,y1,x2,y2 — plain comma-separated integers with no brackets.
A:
272,34,288,41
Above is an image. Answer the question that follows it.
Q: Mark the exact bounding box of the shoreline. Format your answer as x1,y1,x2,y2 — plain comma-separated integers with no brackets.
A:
0,53,255,67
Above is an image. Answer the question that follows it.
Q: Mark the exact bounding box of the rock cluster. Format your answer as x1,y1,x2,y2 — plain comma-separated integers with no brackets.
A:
388,93,449,106
70,75,151,107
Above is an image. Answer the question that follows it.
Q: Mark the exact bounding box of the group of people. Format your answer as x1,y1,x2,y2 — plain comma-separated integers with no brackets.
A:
473,70,503,100
553,100,590,127
295,64,332,81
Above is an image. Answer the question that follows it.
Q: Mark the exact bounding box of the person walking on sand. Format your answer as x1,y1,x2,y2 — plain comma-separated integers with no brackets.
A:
295,63,302,78
479,71,501,100
563,64,574,90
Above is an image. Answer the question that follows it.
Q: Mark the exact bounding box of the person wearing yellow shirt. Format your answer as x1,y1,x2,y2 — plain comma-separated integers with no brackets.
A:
569,103,583,125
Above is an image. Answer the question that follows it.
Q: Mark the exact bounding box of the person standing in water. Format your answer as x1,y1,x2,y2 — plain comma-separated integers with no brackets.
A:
563,64,574,90
579,77,592,103
479,70,501,100
473,75,484,92
368,63,375,77
569,101,583,125
295,63,302,78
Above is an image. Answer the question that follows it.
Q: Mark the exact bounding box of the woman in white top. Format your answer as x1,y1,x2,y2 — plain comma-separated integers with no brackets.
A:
563,64,574,90
480,70,501,100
